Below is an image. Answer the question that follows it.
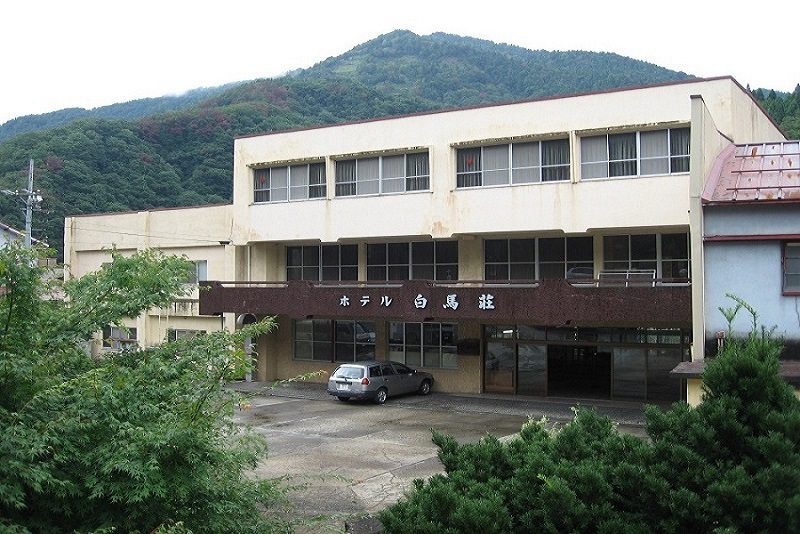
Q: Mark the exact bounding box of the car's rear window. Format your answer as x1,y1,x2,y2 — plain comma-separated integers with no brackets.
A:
333,366,364,379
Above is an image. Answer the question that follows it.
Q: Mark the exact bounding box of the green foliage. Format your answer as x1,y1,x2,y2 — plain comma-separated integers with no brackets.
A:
380,296,800,533
754,84,800,138
0,244,286,533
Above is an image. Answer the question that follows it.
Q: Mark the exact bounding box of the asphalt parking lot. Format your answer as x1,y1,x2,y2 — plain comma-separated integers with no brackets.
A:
230,381,651,530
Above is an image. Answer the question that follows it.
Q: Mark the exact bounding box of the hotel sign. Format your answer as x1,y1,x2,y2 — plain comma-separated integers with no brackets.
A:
338,292,496,311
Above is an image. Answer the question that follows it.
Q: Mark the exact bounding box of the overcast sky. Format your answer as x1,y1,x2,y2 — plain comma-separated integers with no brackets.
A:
1,0,797,126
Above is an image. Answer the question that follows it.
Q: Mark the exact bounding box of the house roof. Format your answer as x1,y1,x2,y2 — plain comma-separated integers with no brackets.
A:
0,220,25,239
0,219,47,246
703,141,800,205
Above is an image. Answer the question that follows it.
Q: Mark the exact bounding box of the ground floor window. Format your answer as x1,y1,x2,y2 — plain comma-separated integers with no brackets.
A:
388,322,458,368
783,242,800,294
294,319,376,362
167,329,205,342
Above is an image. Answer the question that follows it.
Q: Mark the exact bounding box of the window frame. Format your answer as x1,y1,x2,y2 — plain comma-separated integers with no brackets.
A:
184,260,207,285
388,321,458,369
286,244,358,281
293,319,377,362
366,240,458,281
484,236,594,281
102,325,138,350
602,233,690,282
168,329,206,342
456,138,570,188
253,162,326,203
783,242,800,295
335,151,430,197
581,127,690,180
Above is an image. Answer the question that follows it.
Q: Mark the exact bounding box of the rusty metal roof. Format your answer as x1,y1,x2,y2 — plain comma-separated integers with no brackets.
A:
703,141,800,204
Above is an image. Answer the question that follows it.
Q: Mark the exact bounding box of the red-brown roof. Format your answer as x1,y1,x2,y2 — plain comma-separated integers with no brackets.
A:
703,141,800,204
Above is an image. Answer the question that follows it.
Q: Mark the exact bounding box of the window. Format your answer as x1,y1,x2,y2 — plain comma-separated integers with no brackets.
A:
286,244,358,281
484,236,593,280
457,139,570,188
367,240,458,281
185,260,207,284
784,243,800,293
168,329,205,342
254,162,326,202
603,233,689,280
335,152,429,196
485,238,535,280
294,319,376,362
102,325,137,350
581,127,690,179
388,322,458,368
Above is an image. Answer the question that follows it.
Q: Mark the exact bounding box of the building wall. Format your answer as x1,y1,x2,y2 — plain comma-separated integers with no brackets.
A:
703,204,800,355
704,241,786,338
64,205,237,349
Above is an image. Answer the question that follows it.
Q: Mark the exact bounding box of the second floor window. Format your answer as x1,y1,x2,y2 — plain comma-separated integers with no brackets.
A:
457,139,570,188
254,162,326,203
184,260,207,285
484,237,593,280
602,233,689,280
581,127,690,179
335,152,429,196
286,244,358,281
367,240,458,281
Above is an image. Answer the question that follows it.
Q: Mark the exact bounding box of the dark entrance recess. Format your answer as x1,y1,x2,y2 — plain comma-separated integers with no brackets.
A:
547,345,611,399
483,325,686,401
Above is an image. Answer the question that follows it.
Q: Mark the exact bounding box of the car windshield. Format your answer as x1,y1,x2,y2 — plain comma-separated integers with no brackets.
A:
333,366,364,379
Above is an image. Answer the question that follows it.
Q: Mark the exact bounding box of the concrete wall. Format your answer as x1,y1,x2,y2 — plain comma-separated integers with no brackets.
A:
64,205,236,348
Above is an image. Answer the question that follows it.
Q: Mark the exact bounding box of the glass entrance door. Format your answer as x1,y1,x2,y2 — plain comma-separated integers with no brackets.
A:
484,341,547,395
517,343,547,396
484,341,515,393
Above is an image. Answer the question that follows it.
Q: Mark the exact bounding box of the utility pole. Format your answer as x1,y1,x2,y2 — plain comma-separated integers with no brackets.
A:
2,159,42,247
23,159,35,248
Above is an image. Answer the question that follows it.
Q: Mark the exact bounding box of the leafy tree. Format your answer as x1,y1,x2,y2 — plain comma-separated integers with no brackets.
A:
380,295,800,533
0,243,285,533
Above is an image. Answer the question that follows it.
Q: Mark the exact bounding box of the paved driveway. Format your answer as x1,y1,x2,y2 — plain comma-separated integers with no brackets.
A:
231,381,650,528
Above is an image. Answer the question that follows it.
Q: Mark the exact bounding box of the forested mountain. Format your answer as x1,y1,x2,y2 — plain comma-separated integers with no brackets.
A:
0,30,797,260
0,84,241,143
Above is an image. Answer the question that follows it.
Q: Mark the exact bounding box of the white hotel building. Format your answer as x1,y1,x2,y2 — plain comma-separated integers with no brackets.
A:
65,77,788,403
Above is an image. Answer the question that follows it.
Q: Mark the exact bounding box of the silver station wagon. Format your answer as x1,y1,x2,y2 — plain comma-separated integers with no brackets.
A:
327,360,434,404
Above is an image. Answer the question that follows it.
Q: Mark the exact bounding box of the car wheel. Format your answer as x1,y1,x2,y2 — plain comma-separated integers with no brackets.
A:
337,396,350,402
418,379,432,396
374,388,388,405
